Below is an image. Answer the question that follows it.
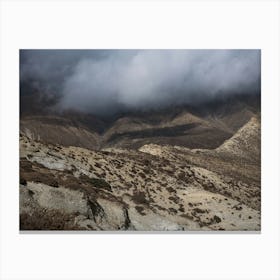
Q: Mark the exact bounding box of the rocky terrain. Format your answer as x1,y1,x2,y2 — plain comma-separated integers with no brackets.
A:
19,99,261,230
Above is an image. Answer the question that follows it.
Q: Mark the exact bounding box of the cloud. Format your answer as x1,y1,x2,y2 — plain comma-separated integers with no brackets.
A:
20,49,261,115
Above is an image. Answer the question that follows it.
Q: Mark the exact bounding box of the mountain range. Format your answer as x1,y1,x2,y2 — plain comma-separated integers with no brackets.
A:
19,93,261,231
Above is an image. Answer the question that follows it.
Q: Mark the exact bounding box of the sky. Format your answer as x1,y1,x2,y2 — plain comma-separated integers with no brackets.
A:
20,49,261,115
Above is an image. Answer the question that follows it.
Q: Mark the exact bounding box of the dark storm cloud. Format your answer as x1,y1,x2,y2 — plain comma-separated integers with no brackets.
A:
20,49,261,115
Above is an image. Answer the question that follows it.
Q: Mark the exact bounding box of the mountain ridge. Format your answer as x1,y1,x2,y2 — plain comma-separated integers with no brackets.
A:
20,94,260,151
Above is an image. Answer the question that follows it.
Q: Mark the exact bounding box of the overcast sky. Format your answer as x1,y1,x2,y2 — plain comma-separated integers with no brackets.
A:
20,49,261,115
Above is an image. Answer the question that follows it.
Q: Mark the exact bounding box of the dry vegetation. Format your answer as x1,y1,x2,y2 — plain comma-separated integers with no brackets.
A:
19,116,261,231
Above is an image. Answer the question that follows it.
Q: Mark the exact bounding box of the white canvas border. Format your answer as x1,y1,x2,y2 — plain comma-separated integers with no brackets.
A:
0,1,280,279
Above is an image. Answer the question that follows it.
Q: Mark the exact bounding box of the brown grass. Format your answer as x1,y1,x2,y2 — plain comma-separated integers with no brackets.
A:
20,209,85,230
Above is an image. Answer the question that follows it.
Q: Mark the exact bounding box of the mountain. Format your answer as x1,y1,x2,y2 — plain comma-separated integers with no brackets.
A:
19,94,261,231
20,94,260,150
216,116,261,162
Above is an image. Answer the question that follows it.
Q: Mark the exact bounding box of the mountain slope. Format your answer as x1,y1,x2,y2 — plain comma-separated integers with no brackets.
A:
19,94,261,231
20,94,260,151
20,116,261,231
216,116,261,162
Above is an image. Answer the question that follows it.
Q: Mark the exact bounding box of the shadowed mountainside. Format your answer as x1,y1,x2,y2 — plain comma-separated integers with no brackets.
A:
20,94,260,151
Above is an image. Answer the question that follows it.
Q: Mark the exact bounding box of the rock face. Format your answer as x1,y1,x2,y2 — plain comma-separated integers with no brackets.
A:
19,114,261,231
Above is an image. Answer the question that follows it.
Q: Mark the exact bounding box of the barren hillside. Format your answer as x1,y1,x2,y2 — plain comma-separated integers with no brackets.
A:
20,115,261,231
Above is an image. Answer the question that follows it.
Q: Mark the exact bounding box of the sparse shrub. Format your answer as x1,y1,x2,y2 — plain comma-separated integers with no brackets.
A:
169,208,177,214
135,206,146,215
132,191,148,205
138,172,146,179
50,180,59,188
142,167,150,174
165,168,174,175
71,164,77,171
130,168,137,174
94,162,102,168
28,189,34,196
233,205,243,210
213,215,221,223
169,196,180,204
162,158,170,165
20,210,84,230
192,208,207,214
178,205,185,212
80,175,112,192
178,172,186,181
153,204,166,211
20,177,27,186
204,183,216,192
143,159,151,166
